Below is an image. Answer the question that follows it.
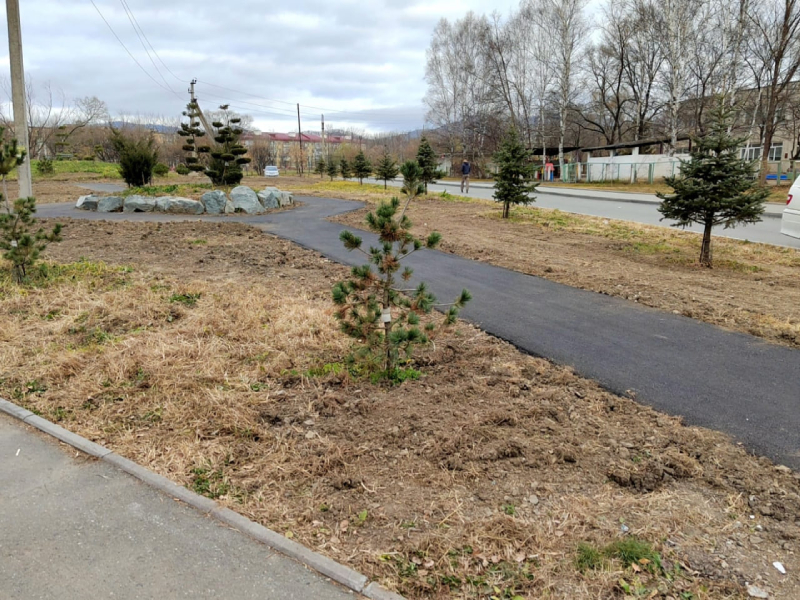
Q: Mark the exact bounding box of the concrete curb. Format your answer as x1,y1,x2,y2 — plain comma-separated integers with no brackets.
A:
0,396,405,600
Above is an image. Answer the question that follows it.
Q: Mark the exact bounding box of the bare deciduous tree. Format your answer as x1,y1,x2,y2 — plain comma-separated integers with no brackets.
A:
747,0,800,181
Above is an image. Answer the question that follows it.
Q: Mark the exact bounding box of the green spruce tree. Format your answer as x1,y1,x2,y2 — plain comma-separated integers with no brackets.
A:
339,157,352,180
493,128,538,218
658,103,769,267
0,129,62,283
352,150,372,185
326,158,339,181
314,157,326,178
415,136,441,194
374,149,400,189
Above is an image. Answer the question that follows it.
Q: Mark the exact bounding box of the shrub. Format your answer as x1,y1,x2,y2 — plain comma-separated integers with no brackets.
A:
36,158,55,176
153,163,170,177
176,164,190,175
110,128,158,187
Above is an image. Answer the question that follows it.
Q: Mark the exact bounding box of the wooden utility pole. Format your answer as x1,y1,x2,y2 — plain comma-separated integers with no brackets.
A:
297,103,303,176
189,79,214,135
321,114,326,161
6,0,31,198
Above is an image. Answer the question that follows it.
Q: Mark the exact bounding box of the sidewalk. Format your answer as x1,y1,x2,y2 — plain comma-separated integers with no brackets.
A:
433,179,786,218
0,413,362,600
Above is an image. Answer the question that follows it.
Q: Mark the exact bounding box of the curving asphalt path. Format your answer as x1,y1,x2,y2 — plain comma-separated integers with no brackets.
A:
39,197,800,469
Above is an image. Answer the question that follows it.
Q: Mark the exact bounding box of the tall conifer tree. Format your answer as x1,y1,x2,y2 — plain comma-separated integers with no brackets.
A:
658,104,768,267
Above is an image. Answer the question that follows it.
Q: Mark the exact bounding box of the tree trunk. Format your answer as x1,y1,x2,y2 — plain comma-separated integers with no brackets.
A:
699,220,713,267
383,286,393,373
503,201,510,219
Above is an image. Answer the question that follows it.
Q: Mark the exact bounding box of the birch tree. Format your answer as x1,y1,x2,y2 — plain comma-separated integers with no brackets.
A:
544,0,589,176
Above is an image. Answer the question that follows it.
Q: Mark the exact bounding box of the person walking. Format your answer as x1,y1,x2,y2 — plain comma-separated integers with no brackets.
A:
460,159,471,193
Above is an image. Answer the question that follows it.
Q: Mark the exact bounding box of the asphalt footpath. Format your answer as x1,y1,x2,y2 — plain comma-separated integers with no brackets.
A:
0,413,360,600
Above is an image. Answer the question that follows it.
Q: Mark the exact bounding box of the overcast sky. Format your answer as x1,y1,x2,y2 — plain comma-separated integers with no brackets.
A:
0,0,543,133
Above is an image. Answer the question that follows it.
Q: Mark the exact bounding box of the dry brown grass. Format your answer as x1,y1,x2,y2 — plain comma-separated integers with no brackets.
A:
1,220,799,599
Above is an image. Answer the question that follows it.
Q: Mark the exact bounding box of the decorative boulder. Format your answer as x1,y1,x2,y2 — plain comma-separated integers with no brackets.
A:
75,195,98,211
223,200,235,214
123,195,156,213
279,192,294,207
257,188,280,209
154,196,204,214
97,196,124,213
230,186,263,214
200,190,228,214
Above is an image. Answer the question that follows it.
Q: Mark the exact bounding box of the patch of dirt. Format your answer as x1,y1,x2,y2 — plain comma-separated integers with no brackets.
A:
333,197,800,349
1,220,799,599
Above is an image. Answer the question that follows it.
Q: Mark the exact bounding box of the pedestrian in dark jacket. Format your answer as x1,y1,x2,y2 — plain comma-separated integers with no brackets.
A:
460,159,471,193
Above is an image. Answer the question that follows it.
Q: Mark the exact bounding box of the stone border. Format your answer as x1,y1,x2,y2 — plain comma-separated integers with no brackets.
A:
0,396,404,600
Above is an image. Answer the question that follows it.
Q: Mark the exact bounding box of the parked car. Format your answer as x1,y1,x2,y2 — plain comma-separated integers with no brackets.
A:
781,179,800,239
264,166,280,177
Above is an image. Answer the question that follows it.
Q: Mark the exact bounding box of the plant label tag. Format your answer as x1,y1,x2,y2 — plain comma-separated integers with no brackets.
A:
10,240,17,248
381,308,391,323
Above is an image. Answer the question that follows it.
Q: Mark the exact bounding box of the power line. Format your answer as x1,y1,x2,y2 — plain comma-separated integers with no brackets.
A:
89,0,176,98
118,0,181,100
88,4,421,128
194,78,421,120
118,0,184,84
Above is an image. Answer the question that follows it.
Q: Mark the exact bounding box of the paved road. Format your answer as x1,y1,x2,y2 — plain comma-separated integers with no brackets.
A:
38,198,800,469
371,178,799,249
0,413,358,600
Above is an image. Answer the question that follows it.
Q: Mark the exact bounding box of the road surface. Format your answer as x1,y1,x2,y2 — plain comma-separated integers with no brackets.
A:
371,178,798,249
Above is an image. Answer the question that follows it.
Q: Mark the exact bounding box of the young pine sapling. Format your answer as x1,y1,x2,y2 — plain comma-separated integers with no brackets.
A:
0,131,62,283
332,161,470,380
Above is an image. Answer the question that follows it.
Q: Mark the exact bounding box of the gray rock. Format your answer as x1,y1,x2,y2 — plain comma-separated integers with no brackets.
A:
257,188,280,209
97,196,124,213
746,584,770,598
200,190,228,214
123,195,156,213
154,196,204,214
279,191,294,207
223,200,235,214
75,195,98,211
230,186,263,214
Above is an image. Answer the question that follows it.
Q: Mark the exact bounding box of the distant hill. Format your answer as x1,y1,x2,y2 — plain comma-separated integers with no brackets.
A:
110,121,178,134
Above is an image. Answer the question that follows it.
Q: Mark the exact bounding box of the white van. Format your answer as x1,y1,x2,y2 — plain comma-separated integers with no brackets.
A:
782,180,800,239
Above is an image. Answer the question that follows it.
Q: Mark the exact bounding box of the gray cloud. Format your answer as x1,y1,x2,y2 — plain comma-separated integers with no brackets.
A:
0,0,512,132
